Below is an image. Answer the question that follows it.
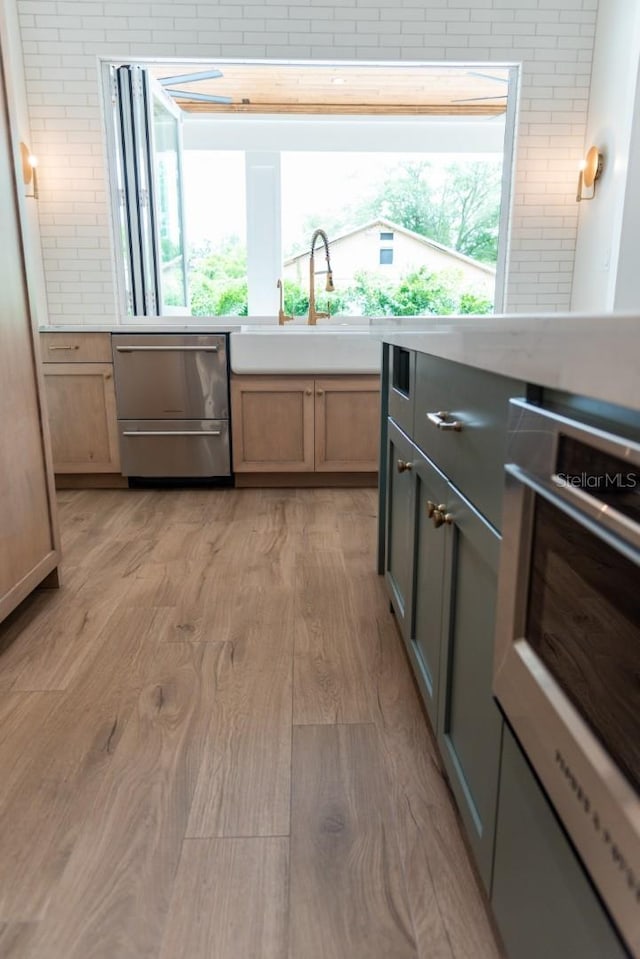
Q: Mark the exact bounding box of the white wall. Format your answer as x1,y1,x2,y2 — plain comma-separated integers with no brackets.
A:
612,55,640,311
0,0,49,326
571,0,640,312
15,0,599,326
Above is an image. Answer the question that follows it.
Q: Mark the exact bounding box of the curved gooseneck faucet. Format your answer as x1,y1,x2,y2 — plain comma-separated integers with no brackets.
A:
308,228,334,326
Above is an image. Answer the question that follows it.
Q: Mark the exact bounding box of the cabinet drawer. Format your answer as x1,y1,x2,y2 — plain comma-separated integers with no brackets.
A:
492,726,628,959
414,353,523,530
40,332,112,363
118,420,230,478
388,346,416,437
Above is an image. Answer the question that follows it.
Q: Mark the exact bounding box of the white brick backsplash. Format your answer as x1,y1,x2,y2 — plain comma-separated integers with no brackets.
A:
16,0,598,323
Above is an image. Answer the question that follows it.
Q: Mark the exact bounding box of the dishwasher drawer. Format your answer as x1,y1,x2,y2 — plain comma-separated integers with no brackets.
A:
112,334,228,420
118,420,230,477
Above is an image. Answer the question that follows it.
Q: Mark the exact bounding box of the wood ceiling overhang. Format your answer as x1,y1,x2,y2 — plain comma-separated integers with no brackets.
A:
149,62,509,117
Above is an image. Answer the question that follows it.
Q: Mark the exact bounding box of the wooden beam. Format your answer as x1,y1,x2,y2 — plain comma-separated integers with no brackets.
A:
177,101,506,117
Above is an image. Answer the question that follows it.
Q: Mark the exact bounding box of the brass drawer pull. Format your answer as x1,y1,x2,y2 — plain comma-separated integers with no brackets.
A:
397,459,413,473
49,344,80,351
426,500,446,518
427,410,464,432
431,508,452,528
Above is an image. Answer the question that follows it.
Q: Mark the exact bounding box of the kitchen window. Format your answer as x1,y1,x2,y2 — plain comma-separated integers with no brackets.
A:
102,59,517,319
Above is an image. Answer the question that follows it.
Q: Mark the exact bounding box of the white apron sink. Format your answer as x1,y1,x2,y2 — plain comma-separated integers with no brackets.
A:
229,326,381,374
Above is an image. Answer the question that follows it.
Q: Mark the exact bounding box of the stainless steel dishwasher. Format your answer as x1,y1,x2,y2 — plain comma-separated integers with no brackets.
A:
112,333,230,478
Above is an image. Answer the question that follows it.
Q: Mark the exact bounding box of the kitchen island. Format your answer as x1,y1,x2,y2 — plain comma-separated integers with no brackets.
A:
376,315,638,959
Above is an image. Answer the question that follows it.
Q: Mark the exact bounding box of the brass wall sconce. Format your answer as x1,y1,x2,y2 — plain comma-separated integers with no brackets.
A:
20,141,39,198
576,146,603,202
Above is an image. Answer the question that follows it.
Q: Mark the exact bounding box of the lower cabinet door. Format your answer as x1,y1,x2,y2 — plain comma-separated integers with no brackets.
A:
492,726,629,959
231,376,315,472
314,376,380,471
384,418,417,640
409,451,450,730
42,362,120,473
436,485,503,891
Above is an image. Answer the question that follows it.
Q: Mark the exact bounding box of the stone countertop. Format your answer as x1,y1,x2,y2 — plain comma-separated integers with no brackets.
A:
38,320,246,334
39,312,640,411
374,312,640,412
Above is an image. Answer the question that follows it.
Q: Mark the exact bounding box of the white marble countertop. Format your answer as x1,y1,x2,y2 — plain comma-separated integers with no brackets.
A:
374,312,640,412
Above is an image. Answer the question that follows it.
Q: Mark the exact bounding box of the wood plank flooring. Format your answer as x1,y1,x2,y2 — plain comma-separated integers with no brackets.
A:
0,488,504,959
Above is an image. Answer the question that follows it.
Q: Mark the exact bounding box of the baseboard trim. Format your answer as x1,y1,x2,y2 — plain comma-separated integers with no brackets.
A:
54,473,129,489
235,472,377,488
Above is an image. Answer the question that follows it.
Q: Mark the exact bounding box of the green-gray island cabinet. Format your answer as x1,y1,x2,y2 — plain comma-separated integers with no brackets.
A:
382,345,522,891
377,340,632,959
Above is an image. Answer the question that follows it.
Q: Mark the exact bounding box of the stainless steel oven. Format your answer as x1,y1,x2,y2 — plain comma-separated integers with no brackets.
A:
494,398,640,958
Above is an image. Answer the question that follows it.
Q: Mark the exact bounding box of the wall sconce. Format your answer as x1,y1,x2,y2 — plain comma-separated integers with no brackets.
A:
20,141,39,199
576,146,603,202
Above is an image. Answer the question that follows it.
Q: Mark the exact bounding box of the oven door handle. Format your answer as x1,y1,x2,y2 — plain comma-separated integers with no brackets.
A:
505,464,640,559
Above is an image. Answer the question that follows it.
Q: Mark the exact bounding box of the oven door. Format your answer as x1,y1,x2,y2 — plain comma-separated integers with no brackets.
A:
494,400,640,958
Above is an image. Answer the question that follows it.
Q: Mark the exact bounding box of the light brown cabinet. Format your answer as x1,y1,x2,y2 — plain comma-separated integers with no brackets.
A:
41,361,121,474
231,374,379,477
40,332,121,476
1,52,60,623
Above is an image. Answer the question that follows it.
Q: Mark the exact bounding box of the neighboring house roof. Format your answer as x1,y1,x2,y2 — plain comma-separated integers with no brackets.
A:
284,217,496,276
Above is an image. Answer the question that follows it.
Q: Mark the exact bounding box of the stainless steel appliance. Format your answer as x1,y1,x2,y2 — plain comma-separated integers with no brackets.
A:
112,333,230,478
494,398,640,958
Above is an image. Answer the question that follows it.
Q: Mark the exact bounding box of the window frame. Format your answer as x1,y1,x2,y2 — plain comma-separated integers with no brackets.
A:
101,58,519,320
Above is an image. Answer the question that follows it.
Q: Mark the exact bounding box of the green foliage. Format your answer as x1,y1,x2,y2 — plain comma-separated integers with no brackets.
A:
188,237,248,316
459,292,493,315
341,268,487,317
282,280,309,316
368,160,502,264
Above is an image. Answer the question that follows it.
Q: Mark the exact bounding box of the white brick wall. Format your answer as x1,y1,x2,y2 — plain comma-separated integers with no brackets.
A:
17,0,598,324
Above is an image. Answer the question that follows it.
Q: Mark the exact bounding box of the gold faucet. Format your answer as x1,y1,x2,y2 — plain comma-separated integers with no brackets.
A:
277,278,294,326
308,228,334,326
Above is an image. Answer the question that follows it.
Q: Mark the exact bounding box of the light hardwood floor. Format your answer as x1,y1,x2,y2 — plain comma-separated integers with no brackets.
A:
0,488,504,959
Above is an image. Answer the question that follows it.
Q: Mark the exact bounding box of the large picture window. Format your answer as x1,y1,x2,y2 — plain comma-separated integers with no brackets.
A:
103,60,517,319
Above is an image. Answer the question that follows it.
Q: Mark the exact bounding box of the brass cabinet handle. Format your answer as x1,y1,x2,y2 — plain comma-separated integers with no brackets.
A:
426,500,446,518
316,389,324,396
431,508,453,528
305,389,312,395
427,410,464,432
49,344,79,351
397,459,413,473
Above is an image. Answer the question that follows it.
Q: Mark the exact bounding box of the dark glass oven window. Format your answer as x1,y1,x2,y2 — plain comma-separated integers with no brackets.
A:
527,497,640,794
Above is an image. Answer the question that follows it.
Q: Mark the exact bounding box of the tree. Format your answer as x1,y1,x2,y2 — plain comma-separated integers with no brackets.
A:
188,236,248,315
362,160,502,264
340,268,485,317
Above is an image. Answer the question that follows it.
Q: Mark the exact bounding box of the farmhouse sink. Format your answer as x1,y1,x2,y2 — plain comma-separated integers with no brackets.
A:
229,325,382,374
